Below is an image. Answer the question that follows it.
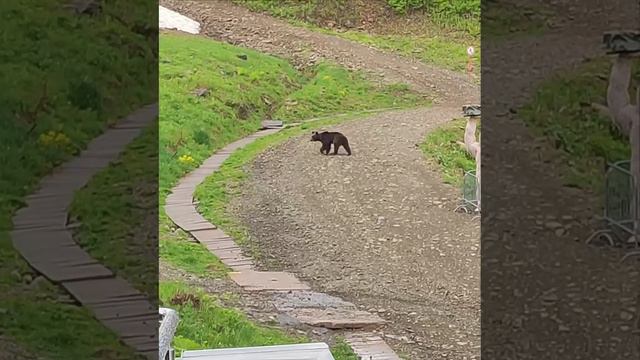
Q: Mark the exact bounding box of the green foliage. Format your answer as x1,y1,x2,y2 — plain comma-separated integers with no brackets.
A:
160,234,228,278
386,0,480,34
0,0,156,358
160,282,305,352
330,339,360,359
274,63,426,120
421,119,476,185
519,58,636,190
193,129,211,146
482,2,554,39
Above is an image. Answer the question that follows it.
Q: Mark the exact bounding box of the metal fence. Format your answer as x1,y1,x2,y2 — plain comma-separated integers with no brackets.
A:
455,170,479,213
587,160,637,248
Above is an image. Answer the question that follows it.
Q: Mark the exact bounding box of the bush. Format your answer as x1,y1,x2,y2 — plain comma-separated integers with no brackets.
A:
387,0,480,18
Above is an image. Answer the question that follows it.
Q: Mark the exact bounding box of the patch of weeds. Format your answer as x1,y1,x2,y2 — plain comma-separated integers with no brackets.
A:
482,1,555,40
331,338,359,359
421,118,476,185
519,57,636,190
274,62,429,121
160,282,305,354
159,229,228,278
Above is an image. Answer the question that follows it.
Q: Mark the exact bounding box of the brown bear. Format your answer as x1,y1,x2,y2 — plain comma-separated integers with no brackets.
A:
310,131,351,155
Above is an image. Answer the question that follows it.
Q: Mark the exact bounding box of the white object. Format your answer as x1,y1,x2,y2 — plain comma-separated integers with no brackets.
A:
159,6,201,34
179,343,335,360
159,308,179,360
467,46,475,57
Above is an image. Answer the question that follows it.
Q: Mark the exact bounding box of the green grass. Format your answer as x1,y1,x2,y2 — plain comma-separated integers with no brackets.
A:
233,0,479,75
421,119,476,185
274,64,426,120
69,124,158,298
519,57,636,190
160,282,358,360
332,30,479,75
482,2,555,40
160,232,228,278
161,282,304,352
159,32,426,271
0,0,155,358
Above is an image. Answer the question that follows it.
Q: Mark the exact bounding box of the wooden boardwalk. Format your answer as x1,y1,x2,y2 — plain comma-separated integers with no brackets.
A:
10,104,159,359
164,122,400,360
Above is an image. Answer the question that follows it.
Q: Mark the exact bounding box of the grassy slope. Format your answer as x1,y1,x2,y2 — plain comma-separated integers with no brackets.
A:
519,58,636,191
159,32,425,358
234,0,480,75
421,119,476,185
0,1,155,358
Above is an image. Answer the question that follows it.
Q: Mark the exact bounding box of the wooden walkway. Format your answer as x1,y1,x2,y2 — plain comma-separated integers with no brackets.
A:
164,122,401,360
10,104,159,359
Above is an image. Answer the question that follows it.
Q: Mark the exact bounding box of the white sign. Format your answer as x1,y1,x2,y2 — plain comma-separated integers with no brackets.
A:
467,46,475,57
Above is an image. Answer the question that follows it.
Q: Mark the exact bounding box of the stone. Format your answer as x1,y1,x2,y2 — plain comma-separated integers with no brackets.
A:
285,308,386,330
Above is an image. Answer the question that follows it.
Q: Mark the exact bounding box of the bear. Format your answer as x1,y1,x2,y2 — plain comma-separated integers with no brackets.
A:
310,131,351,155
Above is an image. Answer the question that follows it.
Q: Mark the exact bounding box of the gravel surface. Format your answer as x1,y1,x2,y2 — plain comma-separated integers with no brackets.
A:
231,107,481,360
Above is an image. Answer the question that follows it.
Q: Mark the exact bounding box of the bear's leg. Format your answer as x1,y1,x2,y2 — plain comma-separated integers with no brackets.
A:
333,143,340,155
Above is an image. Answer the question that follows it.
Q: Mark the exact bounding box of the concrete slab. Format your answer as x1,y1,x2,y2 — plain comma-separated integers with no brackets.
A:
285,308,386,330
345,333,401,360
229,271,309,291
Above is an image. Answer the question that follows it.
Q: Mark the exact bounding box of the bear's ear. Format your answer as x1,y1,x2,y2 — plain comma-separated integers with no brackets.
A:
312,131,318,134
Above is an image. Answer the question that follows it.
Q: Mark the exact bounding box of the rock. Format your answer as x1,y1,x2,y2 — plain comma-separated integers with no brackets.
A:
620,311,634,321
193,87,210,97
237,54,248,60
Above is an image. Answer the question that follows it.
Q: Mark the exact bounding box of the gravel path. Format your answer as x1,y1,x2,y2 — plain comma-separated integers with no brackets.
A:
231,107,480,360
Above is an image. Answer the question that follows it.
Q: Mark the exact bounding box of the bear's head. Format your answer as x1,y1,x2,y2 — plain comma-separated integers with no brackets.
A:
310,131,321,142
